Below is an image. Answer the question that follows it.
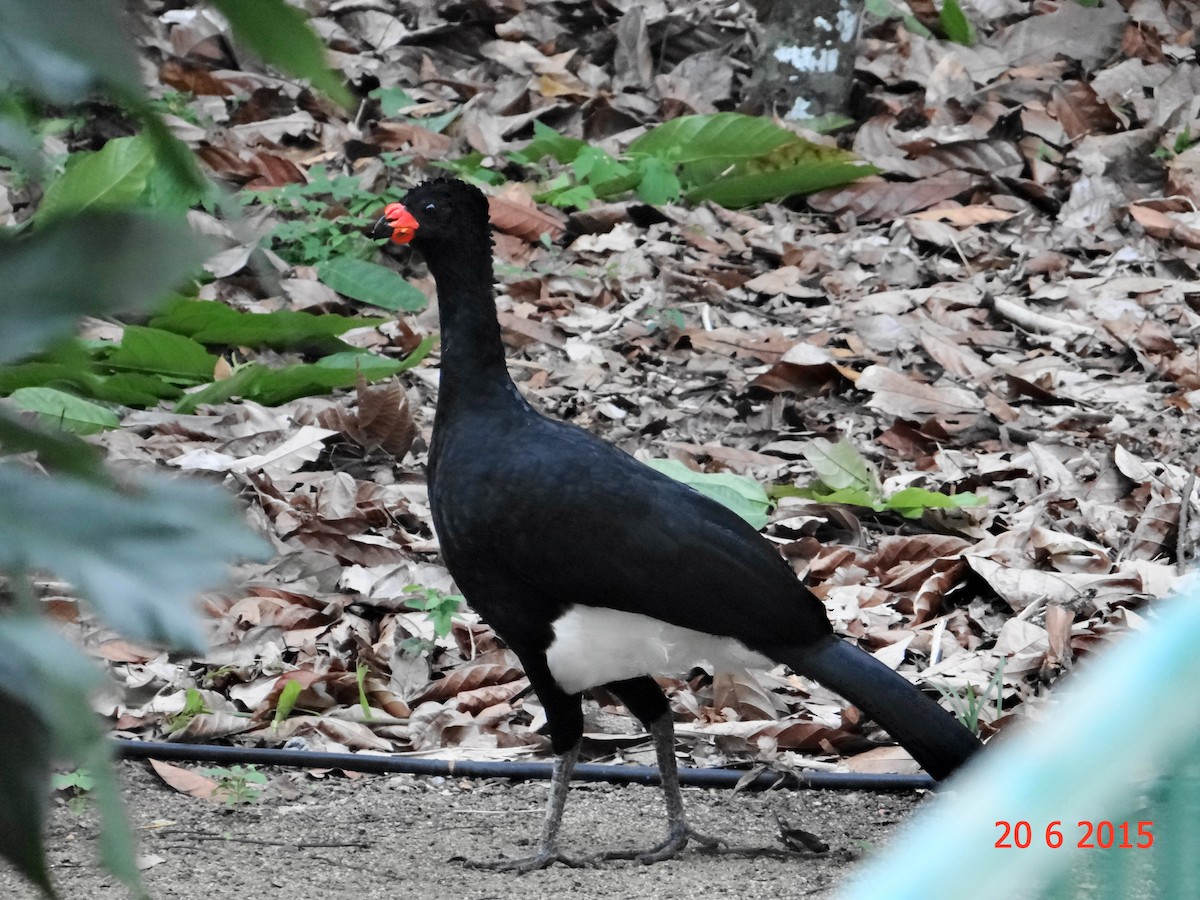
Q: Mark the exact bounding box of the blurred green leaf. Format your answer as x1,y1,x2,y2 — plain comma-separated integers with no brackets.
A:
8,387,120,434
0,466,270,651
210,0,352,107
0,0,143,103
646,458,771,529
317,258,428,311
0,213,211,365
37,135,156,222
0,619,142,897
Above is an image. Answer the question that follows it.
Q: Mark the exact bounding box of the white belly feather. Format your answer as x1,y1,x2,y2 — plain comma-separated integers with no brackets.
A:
544,606,774,694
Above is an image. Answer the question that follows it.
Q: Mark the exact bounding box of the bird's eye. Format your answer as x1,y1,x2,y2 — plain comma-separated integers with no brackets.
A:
425,203,436,211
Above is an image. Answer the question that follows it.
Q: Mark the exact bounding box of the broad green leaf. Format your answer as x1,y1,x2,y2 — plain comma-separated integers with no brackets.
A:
634,156,682,205
149,298,387,352
0,465,270,650
940,0,977,45
313,351,406,377
0,619,142,897
104,326,218,384
628,113,796,164
646,458,771,529
883,487,986,519
318,257,427,311
174,338,430,412
210,0,352,107
8,387,119,434
0,212,212,365
37,135,156,222
0,0,142,103
800,437,879,494
685,157,877,208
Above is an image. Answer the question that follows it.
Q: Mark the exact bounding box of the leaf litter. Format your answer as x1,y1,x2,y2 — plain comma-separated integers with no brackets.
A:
10,0,1200,789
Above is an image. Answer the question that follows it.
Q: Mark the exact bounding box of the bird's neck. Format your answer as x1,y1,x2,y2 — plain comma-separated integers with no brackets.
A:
426,249,523,414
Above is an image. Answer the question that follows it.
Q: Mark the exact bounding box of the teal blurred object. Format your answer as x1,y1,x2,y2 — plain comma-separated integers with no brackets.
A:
839,587,1200,900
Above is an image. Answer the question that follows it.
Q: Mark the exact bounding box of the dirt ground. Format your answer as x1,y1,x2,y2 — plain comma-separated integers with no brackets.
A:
1,760,925,900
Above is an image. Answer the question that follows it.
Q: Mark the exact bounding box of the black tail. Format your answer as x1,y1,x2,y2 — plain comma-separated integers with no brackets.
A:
785,638,982,780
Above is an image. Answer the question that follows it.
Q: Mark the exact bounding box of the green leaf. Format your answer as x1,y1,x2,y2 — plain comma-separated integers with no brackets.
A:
313,351,406,378
800,437,879,495
0,409,105,480
0,212,212,365
628,113,796,164
210,0,352,107
273,679,302,727
149,298,387,352
37,135,156,223
882,487,986,519
685,156,877,208
512,121,588,165
8,387,120,434
646,458,771,529
0,618,142,896
0,690,53,894
939,0,977,45
0,0,143,103
103,326,218,384
370,86,416,117
634,156,682,205
317,257,427,311
0,466,270,650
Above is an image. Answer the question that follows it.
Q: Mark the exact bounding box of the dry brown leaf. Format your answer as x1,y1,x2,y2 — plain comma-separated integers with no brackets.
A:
148,759,220,800
856,365,982,417
487,194,566,242
807,172,974,222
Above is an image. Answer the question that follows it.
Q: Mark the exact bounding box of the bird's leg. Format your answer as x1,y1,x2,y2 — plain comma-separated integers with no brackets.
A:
600,711,726,863
471,742,588,873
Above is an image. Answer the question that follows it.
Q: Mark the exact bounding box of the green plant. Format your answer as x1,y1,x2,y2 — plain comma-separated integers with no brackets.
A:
0,0,346,895
51,768,95,816
399,586,466,656
202,765,267,806
773,436,985,519
444,113,876,210
253,165,386,266
932,659,1005,735
166,687,212,733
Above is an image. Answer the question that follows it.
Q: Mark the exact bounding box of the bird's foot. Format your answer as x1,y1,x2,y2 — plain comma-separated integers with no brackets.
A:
468,848,588,874
598,824,727,864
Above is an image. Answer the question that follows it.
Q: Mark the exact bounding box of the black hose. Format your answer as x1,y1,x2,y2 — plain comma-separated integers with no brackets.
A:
113,739,934,792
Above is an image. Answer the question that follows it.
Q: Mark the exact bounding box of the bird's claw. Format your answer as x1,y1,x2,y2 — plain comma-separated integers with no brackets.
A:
596,825,728,864
468,849,590,874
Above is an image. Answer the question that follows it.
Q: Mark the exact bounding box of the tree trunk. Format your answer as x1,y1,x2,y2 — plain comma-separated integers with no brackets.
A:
746,0,864,121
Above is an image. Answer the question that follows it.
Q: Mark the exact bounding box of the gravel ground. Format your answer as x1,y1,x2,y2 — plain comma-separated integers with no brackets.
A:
0,760,927,899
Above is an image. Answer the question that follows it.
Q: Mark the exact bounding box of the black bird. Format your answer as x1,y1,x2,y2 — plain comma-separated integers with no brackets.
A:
373,179,981,871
